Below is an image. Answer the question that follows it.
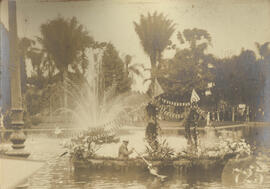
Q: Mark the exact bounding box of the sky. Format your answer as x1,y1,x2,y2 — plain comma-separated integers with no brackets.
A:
1,0,270,92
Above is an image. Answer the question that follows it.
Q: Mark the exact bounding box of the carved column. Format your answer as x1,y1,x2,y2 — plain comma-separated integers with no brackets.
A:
5,0,30,158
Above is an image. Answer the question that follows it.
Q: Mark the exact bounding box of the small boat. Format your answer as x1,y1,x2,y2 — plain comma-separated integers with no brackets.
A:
71,152,237,174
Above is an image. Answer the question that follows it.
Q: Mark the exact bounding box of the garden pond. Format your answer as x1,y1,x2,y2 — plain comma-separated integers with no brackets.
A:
2,124,270,189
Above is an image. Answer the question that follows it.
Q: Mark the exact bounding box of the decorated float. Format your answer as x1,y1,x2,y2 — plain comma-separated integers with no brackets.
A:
66,97,256,178
68,129,253,176
63,72,268,183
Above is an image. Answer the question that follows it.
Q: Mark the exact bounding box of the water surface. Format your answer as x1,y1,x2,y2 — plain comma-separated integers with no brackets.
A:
17,125,270,188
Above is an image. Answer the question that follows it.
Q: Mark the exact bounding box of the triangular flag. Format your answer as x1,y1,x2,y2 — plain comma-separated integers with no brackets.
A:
153,78,164,98
190,89,200,103
207,82,213,88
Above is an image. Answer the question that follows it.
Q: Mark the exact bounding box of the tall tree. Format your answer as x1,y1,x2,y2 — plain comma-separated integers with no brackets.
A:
255,42,270,62
134,12,175,97
159,28,214,98
101,43,132,95
38,16,94,108
214,49,265,109
255,42,270,119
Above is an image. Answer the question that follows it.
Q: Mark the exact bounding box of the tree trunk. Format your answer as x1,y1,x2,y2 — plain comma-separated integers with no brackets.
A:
62,70,68,111
232,107,235,122
206,112,210,126
150,53,157,98
157,51,162,66
246,106,250,122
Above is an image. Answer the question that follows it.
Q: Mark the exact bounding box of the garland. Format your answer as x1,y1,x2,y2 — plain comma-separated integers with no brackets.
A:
159,109,185,119
193,106,207,119
77,98,207,141
159,97,190,107
158,104,185,119
157,97,207,119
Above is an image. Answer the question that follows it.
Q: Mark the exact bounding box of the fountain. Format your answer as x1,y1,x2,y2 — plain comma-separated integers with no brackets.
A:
54,49,150,158
60,50,135,132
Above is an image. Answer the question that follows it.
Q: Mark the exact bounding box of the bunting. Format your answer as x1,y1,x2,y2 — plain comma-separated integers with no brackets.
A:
158,108,186,119
193,106,207,119
158,97,190,107
84,94,207,140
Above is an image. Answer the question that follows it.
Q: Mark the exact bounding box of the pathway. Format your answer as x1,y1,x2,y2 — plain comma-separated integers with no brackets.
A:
0,158,44,189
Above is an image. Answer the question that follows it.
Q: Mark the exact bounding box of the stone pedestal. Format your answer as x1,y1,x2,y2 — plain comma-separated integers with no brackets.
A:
5,108,29,158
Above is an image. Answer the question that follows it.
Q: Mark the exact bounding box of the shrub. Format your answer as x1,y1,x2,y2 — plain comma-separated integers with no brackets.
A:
145,138,175,160
70,128,119,160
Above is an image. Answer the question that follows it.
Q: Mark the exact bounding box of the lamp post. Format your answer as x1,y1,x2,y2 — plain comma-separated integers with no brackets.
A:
5,0,30,158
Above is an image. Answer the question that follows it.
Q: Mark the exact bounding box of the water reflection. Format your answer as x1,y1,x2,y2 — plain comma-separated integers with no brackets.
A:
11,125,270,188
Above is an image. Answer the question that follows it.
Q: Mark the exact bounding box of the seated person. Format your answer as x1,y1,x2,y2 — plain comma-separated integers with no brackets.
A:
118,139,134,159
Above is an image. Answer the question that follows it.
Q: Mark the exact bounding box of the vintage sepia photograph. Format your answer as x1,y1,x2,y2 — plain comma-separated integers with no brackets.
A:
1,0,270,188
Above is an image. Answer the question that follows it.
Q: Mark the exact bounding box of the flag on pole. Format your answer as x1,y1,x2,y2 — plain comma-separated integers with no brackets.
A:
153,78,164,98
190,89,200,103
205,90,212,96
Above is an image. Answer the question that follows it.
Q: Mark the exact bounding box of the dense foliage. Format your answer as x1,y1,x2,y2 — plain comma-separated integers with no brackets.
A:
145,138,175,160
18,17,135,121
69,128,120,160
155,27,269,118
159,28,214,97
101,43,132,95
15,12,270,124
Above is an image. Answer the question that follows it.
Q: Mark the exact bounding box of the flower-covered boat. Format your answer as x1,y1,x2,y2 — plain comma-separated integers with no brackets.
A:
71,153,238,174
68,131,253,175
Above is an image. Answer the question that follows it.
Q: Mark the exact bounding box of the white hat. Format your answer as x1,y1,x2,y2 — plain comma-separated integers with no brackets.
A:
122,138,129,143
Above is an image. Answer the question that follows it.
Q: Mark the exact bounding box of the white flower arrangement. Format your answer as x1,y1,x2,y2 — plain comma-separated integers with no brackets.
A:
181,137,252,159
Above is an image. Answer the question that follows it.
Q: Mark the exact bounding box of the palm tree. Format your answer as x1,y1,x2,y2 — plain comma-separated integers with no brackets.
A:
134,12,175,96
255,42,270,62
38,16,94,108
